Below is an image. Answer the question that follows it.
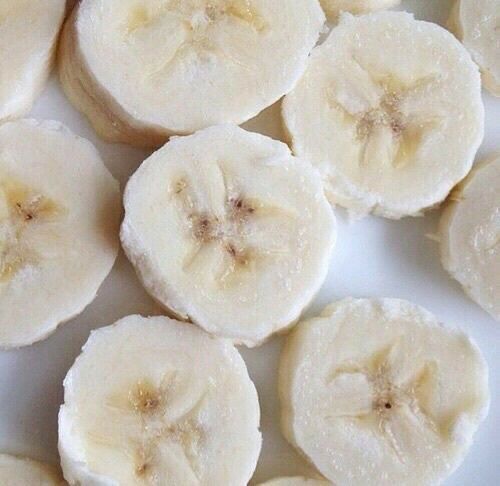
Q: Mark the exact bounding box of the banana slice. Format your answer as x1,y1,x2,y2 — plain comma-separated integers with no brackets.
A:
121,125,336,346
58,0,325,148
58,314,262,486
448,0,500,97
258,477,330,486
319,0,400,21
280,298,489,486
440,155,500,320
0,454,66,485
0,119,120,348
282,11,484,219
0,0,66,122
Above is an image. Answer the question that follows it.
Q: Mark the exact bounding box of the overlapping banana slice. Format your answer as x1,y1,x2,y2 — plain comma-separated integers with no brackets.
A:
0,454,66,485
320,0,400,21
121,125,336,346
0,119,121,348
440,155,500,320
58,0,325,147
280,298,489,485
58,315,262,486
283,11,484,218
258,477,330,486
0,0,66,122
448,0,500,97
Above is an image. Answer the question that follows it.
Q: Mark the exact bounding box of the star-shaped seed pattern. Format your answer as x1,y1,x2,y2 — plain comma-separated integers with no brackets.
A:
0,178,61,281
329,59,442,169
125,0,266,77
171,162,294,286
106,372,209,482
328,342,440,463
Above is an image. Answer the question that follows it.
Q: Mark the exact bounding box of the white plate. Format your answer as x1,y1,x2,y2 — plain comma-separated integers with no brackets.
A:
0,1,498,484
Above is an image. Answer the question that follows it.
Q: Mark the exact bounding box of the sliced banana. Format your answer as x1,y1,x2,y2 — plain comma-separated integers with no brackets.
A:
58,315,262,486
282,11,484,219
0,119,120,348
0,454,66,485
0,0,66,122
448,0,500,97
258,477,330,486
440,155,500,320
319,0,400,21
280,298,489,486
58,0,325,148
121,125,336,346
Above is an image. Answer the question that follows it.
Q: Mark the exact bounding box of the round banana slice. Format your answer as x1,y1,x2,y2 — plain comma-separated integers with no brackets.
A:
121,125,336,346
0,454,66,485
283,11,484,219
280,298,489,486
58,0,325,148
319,0,400,21
448,0,500,97
258,477,330,486
0,0,66,122
440,155,500,320
0,119,121,348
58,315,262,486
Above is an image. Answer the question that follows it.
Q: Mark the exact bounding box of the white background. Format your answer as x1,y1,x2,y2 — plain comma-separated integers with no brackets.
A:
0,1,498,484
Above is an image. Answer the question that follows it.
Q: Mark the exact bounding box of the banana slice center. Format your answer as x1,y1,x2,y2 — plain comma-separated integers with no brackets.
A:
124,0,266,74
127,0,265,31
172,173,292,286
329,343,441,461
331,67,441,169
106,373,208,482
0,177,62,282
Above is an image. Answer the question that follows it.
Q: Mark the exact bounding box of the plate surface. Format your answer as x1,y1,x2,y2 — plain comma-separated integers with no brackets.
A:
0,1,498,484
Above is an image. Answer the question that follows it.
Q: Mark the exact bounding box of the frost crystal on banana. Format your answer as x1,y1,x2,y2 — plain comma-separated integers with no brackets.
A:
58,315,262,486
0,119,121,348
58,0,325,147
0,454,66,486
448,0,500,97
319,0,400,21
0,0,66,122
283,12,484,219
121,125,336,347
440,155,500,321
258,477,330,485
279,298,489,486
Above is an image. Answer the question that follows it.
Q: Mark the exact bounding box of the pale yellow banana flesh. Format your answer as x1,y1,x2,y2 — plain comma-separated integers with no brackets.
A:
283,11,484,219
0,0,65,122
121,125,336,347
320,0,400,21
58,315,262,486
440,155,500,320
58,0,325,147
0,454,66,486
0,120,121,348
448,0,500,97
279,298,489,486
